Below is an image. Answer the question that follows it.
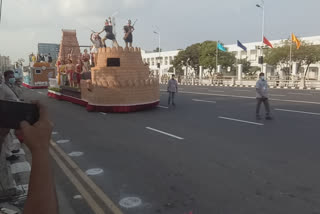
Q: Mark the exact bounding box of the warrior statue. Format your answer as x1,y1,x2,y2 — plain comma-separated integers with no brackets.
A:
98,17,119,48
123,19,136,48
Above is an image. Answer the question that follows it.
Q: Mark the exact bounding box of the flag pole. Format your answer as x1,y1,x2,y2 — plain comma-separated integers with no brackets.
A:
216,41,218,73
290,33,293,76
0,0,3,24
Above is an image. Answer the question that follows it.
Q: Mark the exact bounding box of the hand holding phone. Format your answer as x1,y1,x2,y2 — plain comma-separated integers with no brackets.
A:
0,100,40,129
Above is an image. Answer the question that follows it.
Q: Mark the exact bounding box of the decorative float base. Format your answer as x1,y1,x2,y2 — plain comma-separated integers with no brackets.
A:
47,89,159,113
22,83,48,89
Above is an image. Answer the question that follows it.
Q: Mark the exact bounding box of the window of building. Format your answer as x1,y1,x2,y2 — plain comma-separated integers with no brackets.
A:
35,69,42,74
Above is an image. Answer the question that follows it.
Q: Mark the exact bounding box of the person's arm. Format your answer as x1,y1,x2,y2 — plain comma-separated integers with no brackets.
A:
98,28,104,35
20,103,58,214
256,81,264,98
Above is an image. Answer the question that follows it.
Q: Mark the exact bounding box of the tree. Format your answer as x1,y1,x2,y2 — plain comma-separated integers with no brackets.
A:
199,41,236,74
237,58,251,74
172,43,201,75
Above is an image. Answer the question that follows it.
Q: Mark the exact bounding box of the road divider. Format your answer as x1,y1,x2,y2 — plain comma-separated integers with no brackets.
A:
146,127,184,140
275,108,320,116
219,117,264,126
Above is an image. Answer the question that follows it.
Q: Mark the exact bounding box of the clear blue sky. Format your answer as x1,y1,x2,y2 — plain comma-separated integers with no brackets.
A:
0,0,319,62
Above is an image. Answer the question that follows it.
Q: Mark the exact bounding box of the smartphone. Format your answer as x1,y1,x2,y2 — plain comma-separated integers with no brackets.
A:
0,100,39,129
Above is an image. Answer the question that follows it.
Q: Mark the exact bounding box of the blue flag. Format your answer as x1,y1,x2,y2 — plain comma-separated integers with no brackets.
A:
237,40,247,52
217,42,227,52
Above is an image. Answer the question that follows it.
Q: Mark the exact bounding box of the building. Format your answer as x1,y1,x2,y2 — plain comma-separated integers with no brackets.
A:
38,43,60,60
141,50,180,76
225,35,320,80
0,55,12,72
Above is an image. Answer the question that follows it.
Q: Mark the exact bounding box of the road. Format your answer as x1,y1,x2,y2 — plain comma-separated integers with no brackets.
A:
23,85,320,214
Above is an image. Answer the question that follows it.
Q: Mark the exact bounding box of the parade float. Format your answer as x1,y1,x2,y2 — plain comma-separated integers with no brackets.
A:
48,29,160,113
22,62,55,89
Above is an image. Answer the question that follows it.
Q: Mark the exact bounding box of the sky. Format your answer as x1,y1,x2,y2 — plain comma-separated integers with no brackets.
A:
0,0,320,63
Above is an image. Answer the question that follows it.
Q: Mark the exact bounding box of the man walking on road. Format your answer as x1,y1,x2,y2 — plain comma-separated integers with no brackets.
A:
256,73,272,120
167,74,178,106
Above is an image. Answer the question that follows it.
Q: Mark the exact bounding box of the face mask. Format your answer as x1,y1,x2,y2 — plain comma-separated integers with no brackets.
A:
9,78,16,84
260,76,265,80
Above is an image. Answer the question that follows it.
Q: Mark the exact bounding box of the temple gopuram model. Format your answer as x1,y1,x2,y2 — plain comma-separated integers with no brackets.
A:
48,29,160,113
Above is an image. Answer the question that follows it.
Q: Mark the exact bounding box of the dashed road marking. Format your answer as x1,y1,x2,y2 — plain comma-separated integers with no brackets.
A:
269,94,286,97
100,112,107,115
234,89,250,92
119,197,142,209
146,127,184,140
208,90,225,93
57,140,70,144
86,168,104,176
219,117,264,126
288,92,312,96
158,105,169,109
68,152,84,157
275,108,320,116
192,99,216,104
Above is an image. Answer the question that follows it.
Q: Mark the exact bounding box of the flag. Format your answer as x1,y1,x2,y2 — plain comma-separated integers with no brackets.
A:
217,42,227,52
263,36,273,48
292,33,301,50
237,40,247,52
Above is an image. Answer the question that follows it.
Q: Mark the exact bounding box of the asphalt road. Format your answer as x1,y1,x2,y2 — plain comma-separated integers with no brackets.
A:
23,85,320,214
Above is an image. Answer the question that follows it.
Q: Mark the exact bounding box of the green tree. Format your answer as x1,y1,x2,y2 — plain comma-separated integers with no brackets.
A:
172,43,201,75
199,41,236,74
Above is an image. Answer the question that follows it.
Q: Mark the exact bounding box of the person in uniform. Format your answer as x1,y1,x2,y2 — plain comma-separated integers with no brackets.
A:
98,17,119,48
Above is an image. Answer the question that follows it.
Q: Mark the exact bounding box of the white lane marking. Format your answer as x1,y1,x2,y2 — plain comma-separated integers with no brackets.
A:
234,89,250,92
11,162,31,174
119,197,142,209
52,132,58,135
269,94,286,97
73,195,83,200
146,127,184,140
57,139,70,144
208,90,225,93
100,112,107,115
219,117,264,126
86,168,104,176
288,92,312,96
158,105,169,109
192,99,217,104
275,108,320,116
160,90,320,105
38,91,44,95
68,152,84,157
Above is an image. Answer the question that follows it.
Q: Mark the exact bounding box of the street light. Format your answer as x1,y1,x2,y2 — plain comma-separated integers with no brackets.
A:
153,30,161,77
256,0,265,75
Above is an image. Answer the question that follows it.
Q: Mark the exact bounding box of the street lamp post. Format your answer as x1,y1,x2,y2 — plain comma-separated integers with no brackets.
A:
256,0,265,77
153,30,161,79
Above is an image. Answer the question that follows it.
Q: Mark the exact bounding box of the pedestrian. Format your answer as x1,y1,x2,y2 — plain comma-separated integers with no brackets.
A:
167,74,178,106
48,53,53,63
256,73,272,120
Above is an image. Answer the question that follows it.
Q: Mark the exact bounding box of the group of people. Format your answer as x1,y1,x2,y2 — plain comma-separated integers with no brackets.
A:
167,72,273,119
29,53,53,64
56,49,91,88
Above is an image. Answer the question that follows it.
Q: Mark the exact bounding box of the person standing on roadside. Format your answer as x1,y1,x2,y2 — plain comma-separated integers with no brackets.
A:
256,73,272,120
167,74,178,106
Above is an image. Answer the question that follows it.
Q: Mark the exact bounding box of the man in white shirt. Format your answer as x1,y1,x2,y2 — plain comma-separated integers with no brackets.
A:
256,73,272,120
167,74,178,106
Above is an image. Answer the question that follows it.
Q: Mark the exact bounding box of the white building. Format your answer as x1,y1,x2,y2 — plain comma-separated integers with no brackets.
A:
226,35,320,80
0,55,12,72
141,50,180,76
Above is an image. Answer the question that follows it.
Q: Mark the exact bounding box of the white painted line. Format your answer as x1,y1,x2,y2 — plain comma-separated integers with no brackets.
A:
160,90,320,105
52,132,58,135
57,139,70,144
100,112,107,115
86,168,104,176
38,91,44,95
208,90,225,93
68,152,84,157
146,127,184,140
158,105,169,109
73,195,83,200
119,197,142,209
219,117,264,126
11,162,31,174
234,89,250,92
269,94,286,97
275,108,320,116
288,92,312,96
192,99,217,104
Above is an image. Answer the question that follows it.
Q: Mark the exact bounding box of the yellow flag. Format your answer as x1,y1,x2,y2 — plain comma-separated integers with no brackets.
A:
292,33,301,50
